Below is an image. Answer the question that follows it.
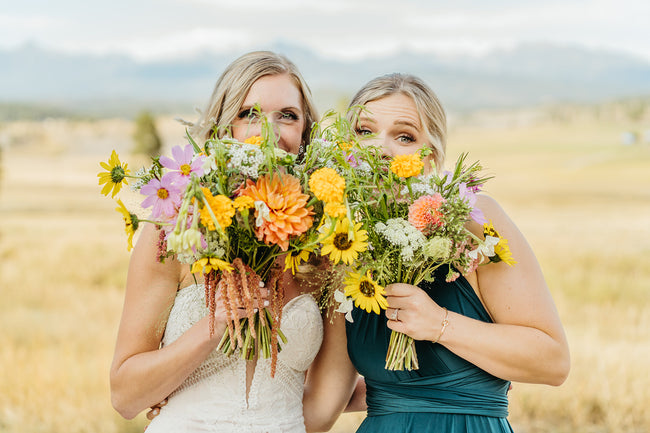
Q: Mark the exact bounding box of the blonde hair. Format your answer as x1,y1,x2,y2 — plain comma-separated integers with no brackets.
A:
348,73,447,171
191,51,318,146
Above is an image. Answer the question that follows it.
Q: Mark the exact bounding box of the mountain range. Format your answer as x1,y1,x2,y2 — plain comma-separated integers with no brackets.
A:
2,41,650,117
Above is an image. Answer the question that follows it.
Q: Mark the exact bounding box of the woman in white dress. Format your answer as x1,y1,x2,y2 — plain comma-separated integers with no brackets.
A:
109,51,358,433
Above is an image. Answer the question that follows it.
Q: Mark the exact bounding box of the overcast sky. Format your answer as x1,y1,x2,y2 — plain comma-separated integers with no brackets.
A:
1,0,647,62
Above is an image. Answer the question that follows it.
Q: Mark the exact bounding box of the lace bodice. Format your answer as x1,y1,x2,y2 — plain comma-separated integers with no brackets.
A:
146,284,324,433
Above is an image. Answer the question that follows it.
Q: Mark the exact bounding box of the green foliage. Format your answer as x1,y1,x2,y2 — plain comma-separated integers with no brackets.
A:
132,111,162,157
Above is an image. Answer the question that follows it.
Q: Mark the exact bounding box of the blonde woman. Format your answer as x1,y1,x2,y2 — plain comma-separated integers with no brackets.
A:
109,51,356,433
322,74,570,432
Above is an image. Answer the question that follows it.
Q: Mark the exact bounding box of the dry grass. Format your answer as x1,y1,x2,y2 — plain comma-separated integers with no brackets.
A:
1,108,649,432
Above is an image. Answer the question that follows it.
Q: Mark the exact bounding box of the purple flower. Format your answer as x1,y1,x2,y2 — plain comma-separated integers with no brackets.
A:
160,144,205,187
458,182,487,224
141,173,183,219
345,151,359,168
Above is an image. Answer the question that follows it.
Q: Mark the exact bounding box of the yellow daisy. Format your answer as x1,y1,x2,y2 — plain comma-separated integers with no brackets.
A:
483,220,517,266
390,154,423,178
98,150,130,197
115,199,139,251
191,257,234,274
283,247,314,275
320,218,367,265
309,167,346,203
344,270,388,314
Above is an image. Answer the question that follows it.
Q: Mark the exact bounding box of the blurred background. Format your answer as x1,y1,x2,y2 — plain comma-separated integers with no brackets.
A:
1,1,649,432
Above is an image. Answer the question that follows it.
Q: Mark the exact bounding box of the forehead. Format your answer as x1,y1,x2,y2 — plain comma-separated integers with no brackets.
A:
362,93,421,127
242,73,303,109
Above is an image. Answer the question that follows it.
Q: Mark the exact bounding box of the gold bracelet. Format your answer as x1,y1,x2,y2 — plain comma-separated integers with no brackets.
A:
433,307,449,344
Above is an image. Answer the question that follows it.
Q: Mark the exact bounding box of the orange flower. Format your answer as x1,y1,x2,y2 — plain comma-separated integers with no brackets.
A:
390,154,423,178
200,187,235,231
408,193,445,235
239,173,314,251
244,136,263,146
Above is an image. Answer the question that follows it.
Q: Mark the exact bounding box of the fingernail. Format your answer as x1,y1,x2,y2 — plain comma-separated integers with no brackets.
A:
254,308,258,313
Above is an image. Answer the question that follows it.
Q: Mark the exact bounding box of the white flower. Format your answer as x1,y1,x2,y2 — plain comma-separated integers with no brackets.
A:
254,200,271,227
423,236,452,261
334,289,354,322
468,236,500,260
375,218,426,261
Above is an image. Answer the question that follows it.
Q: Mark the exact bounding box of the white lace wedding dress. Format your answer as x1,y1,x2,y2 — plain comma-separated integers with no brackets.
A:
146,284,324,433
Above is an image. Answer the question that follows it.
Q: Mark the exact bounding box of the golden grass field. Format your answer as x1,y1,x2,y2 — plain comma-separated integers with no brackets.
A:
1,104,649,433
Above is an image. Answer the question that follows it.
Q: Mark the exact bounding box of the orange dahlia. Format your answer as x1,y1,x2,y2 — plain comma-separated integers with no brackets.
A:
408,193,445,235
240,173,314,251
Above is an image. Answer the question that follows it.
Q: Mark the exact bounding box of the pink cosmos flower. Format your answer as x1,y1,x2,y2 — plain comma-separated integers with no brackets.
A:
159,144,205,187
141,173,183,219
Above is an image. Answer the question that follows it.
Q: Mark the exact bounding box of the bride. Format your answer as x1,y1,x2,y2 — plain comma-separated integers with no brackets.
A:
109,51,358,432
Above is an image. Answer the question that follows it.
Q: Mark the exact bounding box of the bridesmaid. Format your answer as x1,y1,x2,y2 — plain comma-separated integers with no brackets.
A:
336,73,570,433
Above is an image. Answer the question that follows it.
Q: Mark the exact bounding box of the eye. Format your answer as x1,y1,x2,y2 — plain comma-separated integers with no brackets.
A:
280,111,299,121
397,134,415,144
356,127,372,136
237,108,259,120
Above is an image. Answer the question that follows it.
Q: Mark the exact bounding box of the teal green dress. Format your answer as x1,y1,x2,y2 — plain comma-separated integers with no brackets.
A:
346,266,514,432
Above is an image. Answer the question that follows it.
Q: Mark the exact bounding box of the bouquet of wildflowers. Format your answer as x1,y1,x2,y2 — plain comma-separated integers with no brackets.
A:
98,113,330,376
307,112,516,370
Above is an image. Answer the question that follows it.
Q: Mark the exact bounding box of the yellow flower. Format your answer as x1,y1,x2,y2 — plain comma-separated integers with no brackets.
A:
191,257,234,274
483,220,517,266
324,202,347,219
338,141,353,151
390,154,423,178
320,218,367,265
344,270,388,314
309,167,346,203
199,187,235,231
98,150,130,197
244,135,263,146
115,199,139,251
233,195,255,211
283,248,313,275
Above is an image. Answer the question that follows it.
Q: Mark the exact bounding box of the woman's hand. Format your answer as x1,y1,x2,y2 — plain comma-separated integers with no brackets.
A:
384,283,446,342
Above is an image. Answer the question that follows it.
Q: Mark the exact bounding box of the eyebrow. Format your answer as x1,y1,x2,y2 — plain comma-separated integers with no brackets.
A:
240,105,302,113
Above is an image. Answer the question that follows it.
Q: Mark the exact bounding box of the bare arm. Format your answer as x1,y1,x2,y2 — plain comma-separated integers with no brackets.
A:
109,224,225,419
303,312,359,432
386,195,570,386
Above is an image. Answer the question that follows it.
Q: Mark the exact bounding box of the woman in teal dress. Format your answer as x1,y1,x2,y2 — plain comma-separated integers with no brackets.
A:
332,74,570,433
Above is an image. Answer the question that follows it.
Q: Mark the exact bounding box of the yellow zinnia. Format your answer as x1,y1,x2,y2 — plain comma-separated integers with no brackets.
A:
309,167,346,203
115,199,139,251
191,257,234,274
200,187,235,231
324,202,347,219
233,195,255,211
390,154,423,178
483,220,517,266
98,150,130,197
320,218,367,265
344,270,388,314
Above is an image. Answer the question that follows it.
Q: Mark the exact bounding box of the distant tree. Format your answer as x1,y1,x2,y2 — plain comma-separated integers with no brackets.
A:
132,111,162,157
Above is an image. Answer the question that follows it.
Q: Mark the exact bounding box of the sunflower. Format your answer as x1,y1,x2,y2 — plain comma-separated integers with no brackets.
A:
191,257,234,274
390,153,423,178
483,220,517,266
115,199,139,251
98,150,130,197
309,167,346,203
283,247,314,274
320,218,367,265
240,173,314,251
344,270,388,314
